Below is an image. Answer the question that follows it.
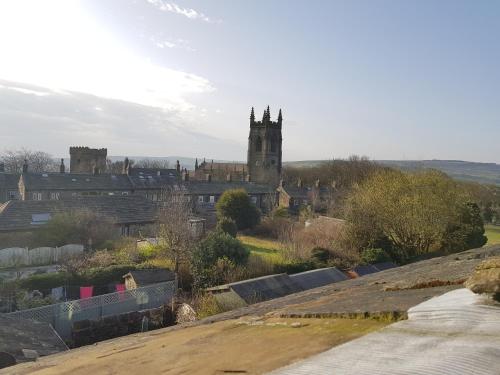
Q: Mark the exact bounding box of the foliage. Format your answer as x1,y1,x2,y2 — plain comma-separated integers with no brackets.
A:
216,189,261,230
485,225,500,245
193,293,225,319
343,169,483,262
216,217,238,237
33,209,118,249
441,202,487,253
360,248,392,264
311,247,331,264
191,231,249,289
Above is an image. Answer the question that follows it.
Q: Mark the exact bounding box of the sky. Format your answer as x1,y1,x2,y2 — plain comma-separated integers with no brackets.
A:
0,0,499,163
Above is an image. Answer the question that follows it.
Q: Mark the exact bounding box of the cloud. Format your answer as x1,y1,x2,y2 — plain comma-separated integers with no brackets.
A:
0,1,213,111
146,0,220,23
151,36,196,52
0,80,242,158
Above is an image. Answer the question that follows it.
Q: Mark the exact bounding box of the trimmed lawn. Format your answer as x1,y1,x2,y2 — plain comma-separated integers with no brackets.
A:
485,224,500,245
238,235,287,264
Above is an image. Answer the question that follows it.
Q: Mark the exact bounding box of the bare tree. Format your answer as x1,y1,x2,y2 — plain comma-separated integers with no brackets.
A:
0,148,58,173
134,159,171,169
106,159,125,174
157,187,195,274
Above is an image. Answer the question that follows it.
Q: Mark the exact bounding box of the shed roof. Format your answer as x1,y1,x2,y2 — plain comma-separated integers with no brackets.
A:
352,264,380,276
123,269,175,286
0,173,20,190
289,267,348,290
225,274,303,304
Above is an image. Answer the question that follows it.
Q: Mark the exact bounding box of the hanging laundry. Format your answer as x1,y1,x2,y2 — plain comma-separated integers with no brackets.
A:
80,286,93,299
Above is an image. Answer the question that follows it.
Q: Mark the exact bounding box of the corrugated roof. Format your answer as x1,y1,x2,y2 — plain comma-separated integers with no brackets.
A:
352,264,380,276
290,267,348,290
373,262,397,271
227,274,303,304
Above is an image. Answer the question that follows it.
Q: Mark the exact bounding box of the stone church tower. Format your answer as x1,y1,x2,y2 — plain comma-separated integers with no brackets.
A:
247,106,283,186
69,147,107,174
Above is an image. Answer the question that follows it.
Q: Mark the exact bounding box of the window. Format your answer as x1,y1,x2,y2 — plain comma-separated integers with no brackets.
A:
198,195,204,203
270,135,278,152
255,136,262,152
122,191,129,196
32,192,42,201
250,196,258,204
50,192,60,200
8,190,16,200
209,196,215,203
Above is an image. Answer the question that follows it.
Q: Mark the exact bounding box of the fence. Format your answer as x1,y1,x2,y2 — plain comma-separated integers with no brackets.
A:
5,281,176,340
0,244,84,267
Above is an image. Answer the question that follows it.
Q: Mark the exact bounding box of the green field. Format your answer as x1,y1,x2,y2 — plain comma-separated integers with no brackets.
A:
485,225,500,245
238,235,287,264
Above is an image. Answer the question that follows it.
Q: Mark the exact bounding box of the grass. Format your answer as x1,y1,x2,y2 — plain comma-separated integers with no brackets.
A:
485,224,500,245
238,235,287,264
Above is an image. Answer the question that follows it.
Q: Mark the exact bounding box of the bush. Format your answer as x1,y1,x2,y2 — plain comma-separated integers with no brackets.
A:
191,231,249,290
33,209,118,249
311,247,331,264
216,217,238,237
360,248,391,264
216,189,261,230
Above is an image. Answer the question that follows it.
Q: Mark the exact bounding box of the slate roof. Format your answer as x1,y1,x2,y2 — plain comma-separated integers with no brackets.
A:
199,162,246,172
0,173,20,190
184,181,273,195
0,315,68,365
0,196,159,232
123,269,176,286
289,267,348,290
128,174,180,190
21,173,132,191
128,168,178,177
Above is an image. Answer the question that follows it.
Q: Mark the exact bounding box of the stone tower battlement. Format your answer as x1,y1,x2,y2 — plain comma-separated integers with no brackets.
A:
247,106,283,186
69,146,107,174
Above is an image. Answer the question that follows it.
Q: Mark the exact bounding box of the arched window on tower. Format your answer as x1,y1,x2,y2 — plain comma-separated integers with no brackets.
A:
270,135,278,153
255,136,262,152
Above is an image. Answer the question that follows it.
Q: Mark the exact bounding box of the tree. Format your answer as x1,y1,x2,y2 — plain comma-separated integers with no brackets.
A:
0,148,57,173
343,169,480,261
157,188,194,274
191,231,249,289
216,217,238,237
215,189,260,230
134,159,170,169
441,202,487,252
33,209,118,249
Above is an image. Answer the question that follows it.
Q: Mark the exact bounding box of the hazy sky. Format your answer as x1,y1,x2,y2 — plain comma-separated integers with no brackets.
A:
0,0,499,162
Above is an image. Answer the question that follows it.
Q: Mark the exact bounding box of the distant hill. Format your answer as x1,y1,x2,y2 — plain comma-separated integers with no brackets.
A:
284,159,500,186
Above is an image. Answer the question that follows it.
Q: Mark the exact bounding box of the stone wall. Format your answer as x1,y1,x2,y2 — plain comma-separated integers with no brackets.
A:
71,305,174,348
0,244,84,267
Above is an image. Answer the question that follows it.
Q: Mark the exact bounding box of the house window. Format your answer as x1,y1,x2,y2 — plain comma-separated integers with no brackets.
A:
250,196,258,204
198,195,204,203
32,192,42,201
209,196,215,204
50,192,60,200
8,190,16,200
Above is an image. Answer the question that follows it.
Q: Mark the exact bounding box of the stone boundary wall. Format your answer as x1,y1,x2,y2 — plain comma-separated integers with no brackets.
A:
0,244,84,267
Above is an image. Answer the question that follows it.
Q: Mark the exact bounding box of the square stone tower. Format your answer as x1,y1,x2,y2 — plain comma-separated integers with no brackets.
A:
69,147,107,174
247,106,282,186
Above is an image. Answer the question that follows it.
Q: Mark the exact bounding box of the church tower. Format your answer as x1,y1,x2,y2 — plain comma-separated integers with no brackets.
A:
247,106,282,186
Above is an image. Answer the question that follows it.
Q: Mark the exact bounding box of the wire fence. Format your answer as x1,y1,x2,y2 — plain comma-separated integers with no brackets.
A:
5,281,176,340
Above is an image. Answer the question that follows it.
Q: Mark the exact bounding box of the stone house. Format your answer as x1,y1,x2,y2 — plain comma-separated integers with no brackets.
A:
277,179,332,213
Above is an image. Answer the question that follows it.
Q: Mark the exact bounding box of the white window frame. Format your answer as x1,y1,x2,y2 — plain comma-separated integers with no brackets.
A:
198,195,204,203
32,192,42,201
209,195,215,203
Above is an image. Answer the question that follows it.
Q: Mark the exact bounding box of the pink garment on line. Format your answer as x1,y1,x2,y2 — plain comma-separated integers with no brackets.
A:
80,286,93,299
115,284,125,292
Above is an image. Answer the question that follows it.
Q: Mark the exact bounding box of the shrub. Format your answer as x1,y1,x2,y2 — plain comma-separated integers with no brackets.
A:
311,247,331,264
216,189,261,230
360,248,391,264
191,231,249,290
216,217,238,237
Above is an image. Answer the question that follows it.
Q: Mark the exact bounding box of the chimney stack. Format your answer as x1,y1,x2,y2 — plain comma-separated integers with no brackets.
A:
297,178,303,188
176,160,181,173
0,162,4,173
59,159,65,173
205,174,212,182
315,179,320,188
182,170,189,181
22,159,28,173
245,174,251,182
226,173,232,182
